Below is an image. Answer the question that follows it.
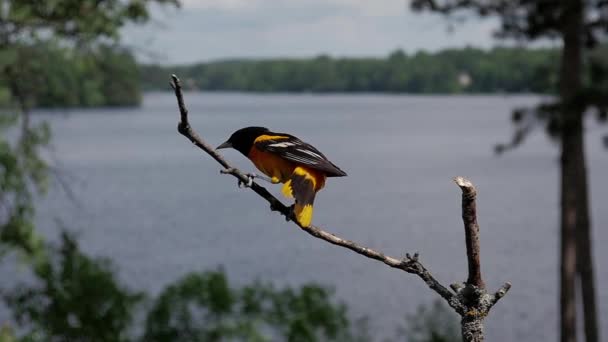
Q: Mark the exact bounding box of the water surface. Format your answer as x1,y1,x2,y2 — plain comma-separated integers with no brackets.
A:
16,93,608,340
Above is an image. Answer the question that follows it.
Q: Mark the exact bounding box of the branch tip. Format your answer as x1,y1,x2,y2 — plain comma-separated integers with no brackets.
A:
488,282,512,309
453,176,475,190
497,282,512,295
170,74,180,90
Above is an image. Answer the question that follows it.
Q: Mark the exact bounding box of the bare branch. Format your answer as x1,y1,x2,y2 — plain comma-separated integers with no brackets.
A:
171,75,513,342
454,176,485,289
300,227,463,312
170,74,461,311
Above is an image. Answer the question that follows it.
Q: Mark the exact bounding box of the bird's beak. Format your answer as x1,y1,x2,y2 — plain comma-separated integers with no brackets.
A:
216,141,232,150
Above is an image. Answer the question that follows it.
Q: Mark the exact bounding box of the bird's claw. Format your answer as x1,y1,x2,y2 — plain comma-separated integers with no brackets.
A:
238,174,255,188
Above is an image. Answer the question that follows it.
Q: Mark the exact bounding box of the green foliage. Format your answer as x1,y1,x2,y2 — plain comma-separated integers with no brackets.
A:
411,1,608,48
3,232,357,342
0,112,47,259
1,0,179,43
3,235,457,342
399,300,460,342
264,285,349,341
4,232,144,342
494,44,608,152
0,42,142,108
0,0,178,260
1,1,179,340
141,47,560,94
0,0,178,254
0,325,17,342
143,270,351,342
0,0,181,109
95,45,142,107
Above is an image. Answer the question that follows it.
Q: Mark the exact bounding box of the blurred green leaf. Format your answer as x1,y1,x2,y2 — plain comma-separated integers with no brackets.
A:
143,271,352,342
5,232,144,342
398,300,460,342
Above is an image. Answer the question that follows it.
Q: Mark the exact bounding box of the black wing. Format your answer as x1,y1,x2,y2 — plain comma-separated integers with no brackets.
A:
255,134,347,177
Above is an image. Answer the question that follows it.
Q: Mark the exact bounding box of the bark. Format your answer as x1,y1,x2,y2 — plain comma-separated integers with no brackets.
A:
461,315,484,342
559,101,581,342
559,1,583,341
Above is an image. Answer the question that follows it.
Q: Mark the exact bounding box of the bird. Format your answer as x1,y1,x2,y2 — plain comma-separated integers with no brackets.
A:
217,126,347,227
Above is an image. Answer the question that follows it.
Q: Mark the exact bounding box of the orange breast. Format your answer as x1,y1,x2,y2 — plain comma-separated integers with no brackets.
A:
248,147,327,192
248,147,295,183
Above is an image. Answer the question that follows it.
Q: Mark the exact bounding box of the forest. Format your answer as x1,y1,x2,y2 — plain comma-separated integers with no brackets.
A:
141,47,561,94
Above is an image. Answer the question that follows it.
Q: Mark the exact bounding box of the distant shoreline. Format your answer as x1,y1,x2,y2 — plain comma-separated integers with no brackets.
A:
140,47,561,94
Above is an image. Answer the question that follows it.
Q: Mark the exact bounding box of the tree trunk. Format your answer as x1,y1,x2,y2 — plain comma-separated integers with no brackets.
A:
559,1,583,342
461,314,484,342
576,138,599,342
559,1,599,341
559,113,581,342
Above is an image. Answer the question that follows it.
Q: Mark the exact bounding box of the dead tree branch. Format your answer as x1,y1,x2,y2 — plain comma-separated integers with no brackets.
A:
454,176,484,288
170,74,511,341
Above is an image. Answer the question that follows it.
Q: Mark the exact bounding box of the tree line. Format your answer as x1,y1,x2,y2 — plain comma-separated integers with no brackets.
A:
3,44,604,109
141,47,562,94
2,44,606,109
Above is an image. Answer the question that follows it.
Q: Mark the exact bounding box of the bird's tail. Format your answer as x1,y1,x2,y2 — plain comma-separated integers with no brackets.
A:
281,167,318,227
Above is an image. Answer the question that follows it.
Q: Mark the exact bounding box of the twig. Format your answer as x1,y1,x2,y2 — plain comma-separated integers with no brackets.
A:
490,282,512,308
170,74,462,310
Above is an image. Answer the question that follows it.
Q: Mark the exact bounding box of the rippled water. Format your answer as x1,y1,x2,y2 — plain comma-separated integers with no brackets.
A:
8,93,608,340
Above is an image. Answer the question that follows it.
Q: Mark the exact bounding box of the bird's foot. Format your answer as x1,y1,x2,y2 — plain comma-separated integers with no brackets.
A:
238,173,273,188
220,168,250,188
238,174,255,188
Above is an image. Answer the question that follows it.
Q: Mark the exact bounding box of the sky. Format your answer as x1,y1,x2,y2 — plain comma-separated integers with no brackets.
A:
122,0,504,65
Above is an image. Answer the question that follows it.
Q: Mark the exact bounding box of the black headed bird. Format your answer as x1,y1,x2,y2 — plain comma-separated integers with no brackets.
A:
217,127,347,227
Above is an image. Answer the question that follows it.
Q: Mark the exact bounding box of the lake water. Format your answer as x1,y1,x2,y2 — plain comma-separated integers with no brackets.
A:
12,93,608,340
